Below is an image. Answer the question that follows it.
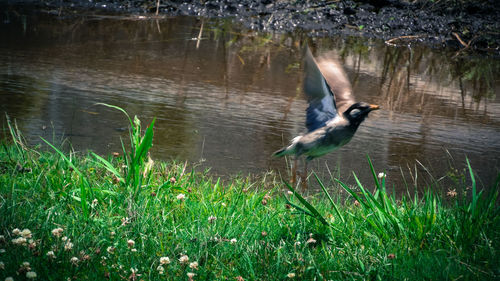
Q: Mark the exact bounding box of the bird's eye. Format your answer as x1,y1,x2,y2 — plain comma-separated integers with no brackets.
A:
349,109,361,117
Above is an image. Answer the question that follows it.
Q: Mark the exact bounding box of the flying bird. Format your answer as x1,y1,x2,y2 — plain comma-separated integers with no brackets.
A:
273,47,380,186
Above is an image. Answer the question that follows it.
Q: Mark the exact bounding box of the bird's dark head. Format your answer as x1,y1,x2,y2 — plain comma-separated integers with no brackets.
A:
343,102,380,125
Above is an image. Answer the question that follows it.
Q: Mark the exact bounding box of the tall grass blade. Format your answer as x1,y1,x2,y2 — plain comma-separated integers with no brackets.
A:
283,180,329,226
313,172,345,223
91,152,124,183
41,137,90,219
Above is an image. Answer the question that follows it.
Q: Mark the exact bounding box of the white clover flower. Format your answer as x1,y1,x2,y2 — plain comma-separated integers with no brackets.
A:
61,236,68,242
0,235,5,242
28,240,37,250
287,272,296,278
26,271,37,279
306,237,316,245
230,238,237,244
0,261,4,269
22,262,30,268
51,228,63,238
46,251,56,259
157,265,164,274
64,240,73,251
70,257,79,265
187,272,196,279
189,261,198,270
130,268,138,274
179,254,189,264
0,249,6,253
106,246,115,254
20,229,32,239
127,240,135,248
131,248,137,252
12,237,27,246
160,257,170,265
12,228,21,236
5,277,14,281
378,172,386,179
208,216,217,223
176,193,186,201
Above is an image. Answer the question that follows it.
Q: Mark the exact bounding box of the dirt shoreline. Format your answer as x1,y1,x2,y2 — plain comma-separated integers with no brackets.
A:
3,0,500,55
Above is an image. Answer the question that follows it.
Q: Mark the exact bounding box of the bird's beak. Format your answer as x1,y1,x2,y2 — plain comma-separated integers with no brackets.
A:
369,104,380,110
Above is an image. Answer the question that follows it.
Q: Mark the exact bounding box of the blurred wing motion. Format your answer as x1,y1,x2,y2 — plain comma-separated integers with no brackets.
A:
303,47,355,132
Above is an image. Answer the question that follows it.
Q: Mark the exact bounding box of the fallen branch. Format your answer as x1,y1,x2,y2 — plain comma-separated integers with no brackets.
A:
385,35,426,47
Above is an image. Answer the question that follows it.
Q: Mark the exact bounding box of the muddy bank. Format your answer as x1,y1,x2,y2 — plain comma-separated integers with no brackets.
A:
3,0,500,54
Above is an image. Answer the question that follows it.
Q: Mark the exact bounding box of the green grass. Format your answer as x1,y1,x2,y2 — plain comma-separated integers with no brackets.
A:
0,111,499,280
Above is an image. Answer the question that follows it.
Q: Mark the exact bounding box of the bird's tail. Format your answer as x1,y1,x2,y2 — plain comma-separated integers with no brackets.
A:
272,147,289,158
273,136,300,158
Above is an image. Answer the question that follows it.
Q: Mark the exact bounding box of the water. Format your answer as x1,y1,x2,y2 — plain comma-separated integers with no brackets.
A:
1,11,499,192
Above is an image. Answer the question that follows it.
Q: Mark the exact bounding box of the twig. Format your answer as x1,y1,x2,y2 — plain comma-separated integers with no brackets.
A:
451,33,478,58
196,20,204,49
452,32,469,48
385,35,425,47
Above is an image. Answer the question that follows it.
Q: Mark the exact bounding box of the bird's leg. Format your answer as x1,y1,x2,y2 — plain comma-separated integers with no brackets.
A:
291,157,298,185
301,159,309,189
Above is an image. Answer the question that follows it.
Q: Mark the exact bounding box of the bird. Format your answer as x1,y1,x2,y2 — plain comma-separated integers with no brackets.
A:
273,46,380,186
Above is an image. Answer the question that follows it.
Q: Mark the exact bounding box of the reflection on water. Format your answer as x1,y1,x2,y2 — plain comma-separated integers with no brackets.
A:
0,12,499,192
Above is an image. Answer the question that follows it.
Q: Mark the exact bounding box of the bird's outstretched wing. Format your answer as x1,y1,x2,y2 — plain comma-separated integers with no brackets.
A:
315,51,355,115
303,48,355,132
303,47,338,132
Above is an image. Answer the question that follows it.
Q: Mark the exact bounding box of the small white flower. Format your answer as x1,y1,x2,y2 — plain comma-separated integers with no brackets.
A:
221,202,227,207
127,239,135,248
46,251,56,259
0,235,5,242
176,193,186,201
230,238,237,244
107,246,115,254
189,261,198,270
131,248,137,252
160,257,170,265
0,249,6,253
61,236,68,242
179,254,189,264
5,277,14,281
70,257,79,265
12,228,21,236
20,229,32,239
22,261,30,268
0,261,4,269
91,198,98,206
287,272,296,278
306,235,316,245
110,231,115,236
26,271,37,279
187,272,196,279
12,237,26,246
156,265,164,274
208,216,217,223
130,268,138,274
64,240,73,251
378,172,386,179
51,228,64,238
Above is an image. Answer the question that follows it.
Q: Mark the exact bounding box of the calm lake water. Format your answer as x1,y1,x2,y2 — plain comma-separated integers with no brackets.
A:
1,11,499,192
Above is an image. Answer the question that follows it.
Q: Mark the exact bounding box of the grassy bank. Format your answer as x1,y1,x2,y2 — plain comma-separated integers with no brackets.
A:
0,113,499,280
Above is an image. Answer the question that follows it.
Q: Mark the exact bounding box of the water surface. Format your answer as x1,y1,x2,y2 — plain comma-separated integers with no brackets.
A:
1,12,499,192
